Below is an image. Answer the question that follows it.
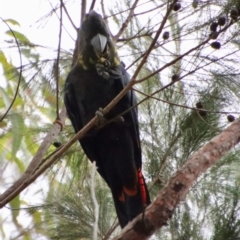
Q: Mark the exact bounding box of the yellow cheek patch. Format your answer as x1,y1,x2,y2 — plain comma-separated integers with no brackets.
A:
99,57,106,63
78,56,88,70
114,57,120,66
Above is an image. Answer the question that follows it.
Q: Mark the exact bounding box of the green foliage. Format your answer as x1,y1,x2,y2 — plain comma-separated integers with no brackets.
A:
0,50,19,81
0,17,68,240
1,0,240,239
41,176,118,240
5,30,31,45
4,19,20,26
9,195,20,222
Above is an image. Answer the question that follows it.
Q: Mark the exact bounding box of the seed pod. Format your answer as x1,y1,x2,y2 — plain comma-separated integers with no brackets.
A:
218,16,226,26
196,102,203,109
171,74,180,82
211,41,221,49
198,110,207,117
230,8,238,20
53,141,62,148
173,2,181,11
192,0,199,9
210,22,218,32
196,102,207,116
227,115,235,122
162,31,170,40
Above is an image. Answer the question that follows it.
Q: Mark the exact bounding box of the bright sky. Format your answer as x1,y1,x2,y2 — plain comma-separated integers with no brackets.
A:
0,0,110,51
1,0,77,48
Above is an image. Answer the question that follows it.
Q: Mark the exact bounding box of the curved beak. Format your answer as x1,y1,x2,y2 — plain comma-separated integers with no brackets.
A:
91,33,107,54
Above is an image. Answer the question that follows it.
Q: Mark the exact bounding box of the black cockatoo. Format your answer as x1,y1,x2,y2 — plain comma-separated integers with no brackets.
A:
64,10,150,228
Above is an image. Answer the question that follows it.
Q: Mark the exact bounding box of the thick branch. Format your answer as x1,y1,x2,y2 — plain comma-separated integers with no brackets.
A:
0,107,66,207
114,119,240,239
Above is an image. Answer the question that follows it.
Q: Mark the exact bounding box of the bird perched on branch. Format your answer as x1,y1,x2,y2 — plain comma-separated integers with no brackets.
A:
64,10,150,228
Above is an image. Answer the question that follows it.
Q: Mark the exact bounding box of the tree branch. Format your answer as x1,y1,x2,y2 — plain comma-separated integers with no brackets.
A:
114,118,240,240
62,1,77,30
89,0,96,12
91,161,99,240
55,0,63,120
113,0,139,42
81,0,87,25
0,107,66,208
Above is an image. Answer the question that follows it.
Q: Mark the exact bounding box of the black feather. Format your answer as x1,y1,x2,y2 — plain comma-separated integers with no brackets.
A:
64,10,150,228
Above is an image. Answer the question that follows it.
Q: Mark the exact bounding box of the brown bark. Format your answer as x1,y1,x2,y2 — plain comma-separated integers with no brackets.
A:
114,119,240,240
0,107,66,207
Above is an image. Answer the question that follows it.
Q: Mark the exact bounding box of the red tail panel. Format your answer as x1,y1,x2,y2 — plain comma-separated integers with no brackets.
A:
137,168,148,205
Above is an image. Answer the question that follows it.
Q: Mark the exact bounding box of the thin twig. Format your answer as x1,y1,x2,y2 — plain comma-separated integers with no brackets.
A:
133,83,240,115
135,16,237,83
81,0,87,25
89,0,96,12
91,161,99,240
62,1,77,30
104,0,154,20
133,3,166,17
100,0,113,38
103,222,119,240
47,0,75,41
113,0,139,42
100,0,107,19
73,0,86,63
129,0,178,82
117,32,152,42
55,0,63,120
0,18,22,122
